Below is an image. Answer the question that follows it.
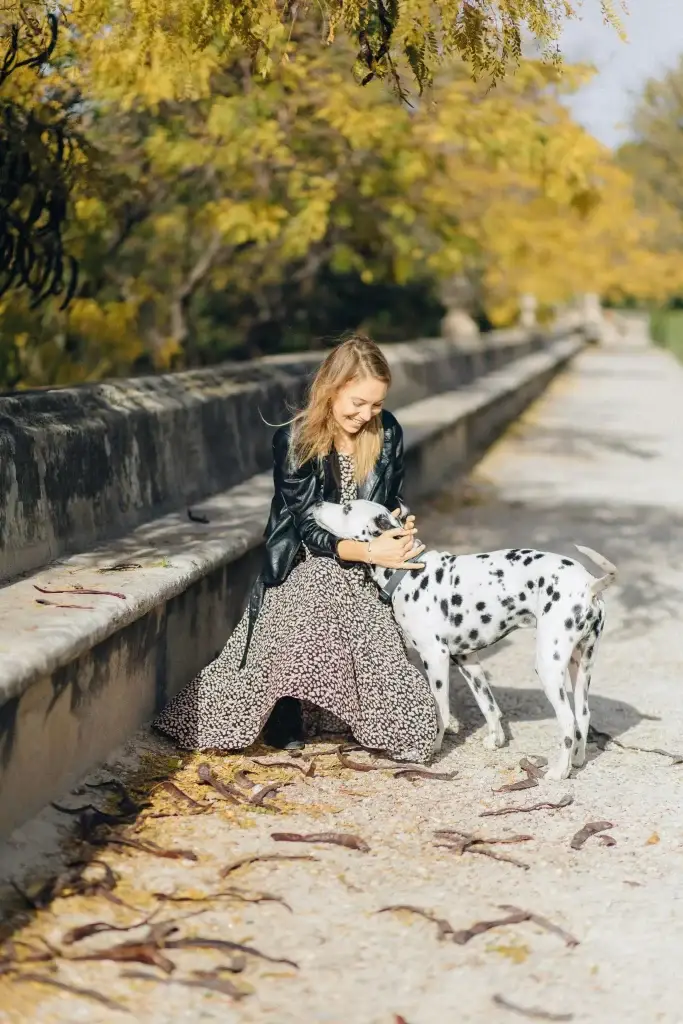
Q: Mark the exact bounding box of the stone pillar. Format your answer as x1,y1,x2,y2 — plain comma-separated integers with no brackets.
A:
519,293,537,331
581,292,605,344
439,274,481,350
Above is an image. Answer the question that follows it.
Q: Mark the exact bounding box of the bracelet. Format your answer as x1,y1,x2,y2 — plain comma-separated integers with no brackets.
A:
366,540,374,564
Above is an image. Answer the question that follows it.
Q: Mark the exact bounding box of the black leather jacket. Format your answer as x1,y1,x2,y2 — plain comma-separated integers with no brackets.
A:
240,409,407,667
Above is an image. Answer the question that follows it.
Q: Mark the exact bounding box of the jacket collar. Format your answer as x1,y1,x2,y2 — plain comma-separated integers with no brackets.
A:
358,424,392,500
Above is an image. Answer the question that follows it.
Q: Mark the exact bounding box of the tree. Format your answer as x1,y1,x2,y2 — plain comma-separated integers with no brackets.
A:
618,57,683,250
0,0,627,315
0,12,83,309
10,0,626,97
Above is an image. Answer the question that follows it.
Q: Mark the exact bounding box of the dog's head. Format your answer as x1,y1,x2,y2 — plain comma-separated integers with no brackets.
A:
309,499,403,542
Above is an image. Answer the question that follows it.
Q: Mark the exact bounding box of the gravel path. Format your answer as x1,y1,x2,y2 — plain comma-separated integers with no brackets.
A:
1,337,683,1024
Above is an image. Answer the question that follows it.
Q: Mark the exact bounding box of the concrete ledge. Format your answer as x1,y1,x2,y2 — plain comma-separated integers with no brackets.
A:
0,333,584,837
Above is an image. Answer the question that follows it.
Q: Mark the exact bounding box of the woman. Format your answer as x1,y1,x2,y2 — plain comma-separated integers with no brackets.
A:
153,334,439,762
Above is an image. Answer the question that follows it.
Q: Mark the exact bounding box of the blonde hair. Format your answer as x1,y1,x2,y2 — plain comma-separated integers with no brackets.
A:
289,334,391,483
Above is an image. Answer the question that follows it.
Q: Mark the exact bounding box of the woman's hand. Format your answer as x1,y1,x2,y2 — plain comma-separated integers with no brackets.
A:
368,511,425,570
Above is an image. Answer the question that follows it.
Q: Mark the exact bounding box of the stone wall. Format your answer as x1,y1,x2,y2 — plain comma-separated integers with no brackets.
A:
0,333,544,582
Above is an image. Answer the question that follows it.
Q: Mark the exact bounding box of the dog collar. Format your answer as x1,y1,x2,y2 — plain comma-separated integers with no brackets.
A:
377,553,424,604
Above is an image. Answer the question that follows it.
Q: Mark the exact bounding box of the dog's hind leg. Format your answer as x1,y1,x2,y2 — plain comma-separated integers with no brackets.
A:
454,654,505,749
569,605,604,768
535,645,578,781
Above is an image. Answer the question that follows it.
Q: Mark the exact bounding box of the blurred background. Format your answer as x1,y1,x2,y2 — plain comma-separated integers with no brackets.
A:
1,0,682,389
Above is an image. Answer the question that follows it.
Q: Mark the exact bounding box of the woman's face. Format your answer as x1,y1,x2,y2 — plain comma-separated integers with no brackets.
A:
331,375,388,436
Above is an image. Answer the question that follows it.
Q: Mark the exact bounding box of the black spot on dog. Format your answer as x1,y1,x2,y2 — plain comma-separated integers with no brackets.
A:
552,592,560,602
419,576,429,591
523,556,533,566
493,569,504,580
435,567,444,584
583,703,588,716
453,575,460,587
534,553,544,560
451,613,463,627
538,576,545,588
562,558,573,567
435,680,443,690
469,629,479,641
343,503,352,513
559,690,566,702
472,678,481,691
572,604,582,615
553,651,560,661
543,602,552,614
452,593,463,607
546,585,553,596
408,568,422,579
518,592,526,602
501,597,514,609
440,599,449,617
527,580,535,590
564,617,573,629
423,661,429,670
412,590,420,602
499,619,508,630
481,614,492,624
476,601,486,611
564,736,573,748
477,554,490,560
575,727,581,741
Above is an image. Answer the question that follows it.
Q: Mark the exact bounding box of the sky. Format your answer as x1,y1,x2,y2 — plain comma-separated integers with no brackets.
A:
553,0,683,149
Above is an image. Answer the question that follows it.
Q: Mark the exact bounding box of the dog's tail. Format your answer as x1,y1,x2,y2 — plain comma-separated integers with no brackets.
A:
574,544,618,596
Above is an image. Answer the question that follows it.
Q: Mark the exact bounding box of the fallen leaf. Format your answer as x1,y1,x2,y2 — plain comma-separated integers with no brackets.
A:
270,831,370,852
492,993,574,1021
13,974,130,1013
646,832,660,845
570,821,615,851
220,854,317,878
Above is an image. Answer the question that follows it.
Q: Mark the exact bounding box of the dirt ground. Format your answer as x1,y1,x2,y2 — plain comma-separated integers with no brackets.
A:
1,340,683,1024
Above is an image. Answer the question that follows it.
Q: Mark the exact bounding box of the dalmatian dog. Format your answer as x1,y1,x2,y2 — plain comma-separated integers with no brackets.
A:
310,499,617,781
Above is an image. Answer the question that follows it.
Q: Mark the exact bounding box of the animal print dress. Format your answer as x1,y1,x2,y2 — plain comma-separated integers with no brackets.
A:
153,454,439,762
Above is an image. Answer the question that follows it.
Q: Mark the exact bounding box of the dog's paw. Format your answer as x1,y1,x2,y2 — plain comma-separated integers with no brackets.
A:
546,760,572,782
446,714,461,736
483,719,506,750
571,744,587,768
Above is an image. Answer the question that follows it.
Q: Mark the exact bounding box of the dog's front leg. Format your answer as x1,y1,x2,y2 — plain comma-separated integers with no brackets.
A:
419,644,452,753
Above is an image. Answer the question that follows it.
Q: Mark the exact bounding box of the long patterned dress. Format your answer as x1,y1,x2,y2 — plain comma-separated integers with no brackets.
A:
153,454,439,762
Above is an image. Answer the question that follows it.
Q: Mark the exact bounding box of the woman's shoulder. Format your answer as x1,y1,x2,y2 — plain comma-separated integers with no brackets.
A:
271,423,293,465
381,408,402,435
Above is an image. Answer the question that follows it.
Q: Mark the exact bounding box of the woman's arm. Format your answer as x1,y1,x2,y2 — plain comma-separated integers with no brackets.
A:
272,429,345,559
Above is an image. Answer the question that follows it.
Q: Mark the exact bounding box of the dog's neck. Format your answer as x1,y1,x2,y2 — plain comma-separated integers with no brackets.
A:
366,542,425,603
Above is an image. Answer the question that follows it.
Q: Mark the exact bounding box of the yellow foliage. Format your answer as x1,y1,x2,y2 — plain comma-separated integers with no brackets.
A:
0,2,673,385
